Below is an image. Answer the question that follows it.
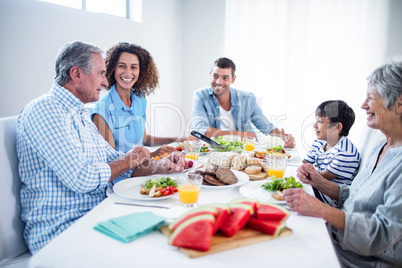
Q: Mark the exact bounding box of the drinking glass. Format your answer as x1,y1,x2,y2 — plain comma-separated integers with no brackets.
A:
265,154,288,178
184,140,202,160
243,137,256,152
177,173,203,207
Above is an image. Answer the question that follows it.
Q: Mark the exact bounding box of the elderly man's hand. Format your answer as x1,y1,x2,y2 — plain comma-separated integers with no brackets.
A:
126,145,150,169
154,152,186,174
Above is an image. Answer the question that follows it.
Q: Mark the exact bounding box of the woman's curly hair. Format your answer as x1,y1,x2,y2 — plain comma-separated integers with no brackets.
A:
105,42,159,97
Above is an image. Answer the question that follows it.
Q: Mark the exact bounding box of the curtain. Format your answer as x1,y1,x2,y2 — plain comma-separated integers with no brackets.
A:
224,0,389,155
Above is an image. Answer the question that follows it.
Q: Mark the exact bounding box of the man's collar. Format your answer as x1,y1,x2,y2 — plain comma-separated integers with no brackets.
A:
51,83,84,110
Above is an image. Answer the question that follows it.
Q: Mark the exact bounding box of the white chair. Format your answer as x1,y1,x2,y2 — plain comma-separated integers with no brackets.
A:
357,124,386,169
0,116,30,267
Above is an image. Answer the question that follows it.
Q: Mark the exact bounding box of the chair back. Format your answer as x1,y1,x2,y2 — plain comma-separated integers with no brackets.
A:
0,116,28,260
357,124,386,169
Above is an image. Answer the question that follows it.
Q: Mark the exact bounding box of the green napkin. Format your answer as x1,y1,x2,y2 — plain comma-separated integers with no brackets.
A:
94,212,166,243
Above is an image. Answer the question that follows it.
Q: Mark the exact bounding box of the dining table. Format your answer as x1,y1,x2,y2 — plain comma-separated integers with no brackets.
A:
29,146,341,268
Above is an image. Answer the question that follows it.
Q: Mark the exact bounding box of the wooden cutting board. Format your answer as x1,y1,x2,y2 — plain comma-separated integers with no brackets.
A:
160,225,292,258
240,170,269,181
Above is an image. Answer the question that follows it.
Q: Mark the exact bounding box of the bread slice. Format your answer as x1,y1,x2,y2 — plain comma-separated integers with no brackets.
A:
245,165,262,175
247,158,263,166
231,154,248,170
205,152,237,169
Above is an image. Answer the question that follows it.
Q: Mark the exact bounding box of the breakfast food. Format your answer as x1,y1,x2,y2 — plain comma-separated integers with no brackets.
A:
165,198,290,252
205,152,237,169
252,150,291,159
204,174,226,186
230,154,248,170
216,166,238,184
193,166,238,186
245,165,262,175
261,176,303,200
272,190,283,201
140,177,178,198
247,158,263,166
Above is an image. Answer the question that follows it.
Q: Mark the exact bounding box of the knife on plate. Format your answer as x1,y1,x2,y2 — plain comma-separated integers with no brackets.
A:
190,130,226,149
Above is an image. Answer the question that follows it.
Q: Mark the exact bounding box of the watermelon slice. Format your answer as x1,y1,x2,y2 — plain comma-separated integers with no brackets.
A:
168,214,215,251
168,206,217,232
256,202,290,222
219,203,253,237
247,218,286,237
228,197,259,212
204,203,231,234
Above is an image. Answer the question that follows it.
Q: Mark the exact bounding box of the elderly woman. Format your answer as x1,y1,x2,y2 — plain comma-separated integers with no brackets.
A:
283,60,402,267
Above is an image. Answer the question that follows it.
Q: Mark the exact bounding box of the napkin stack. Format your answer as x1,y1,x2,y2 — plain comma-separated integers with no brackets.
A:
94,212,166,243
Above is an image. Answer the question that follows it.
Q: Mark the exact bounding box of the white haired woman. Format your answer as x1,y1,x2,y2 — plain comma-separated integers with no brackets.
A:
283,59,402,267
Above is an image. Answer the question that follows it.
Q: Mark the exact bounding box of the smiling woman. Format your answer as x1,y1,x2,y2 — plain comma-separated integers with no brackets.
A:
282,59,402,267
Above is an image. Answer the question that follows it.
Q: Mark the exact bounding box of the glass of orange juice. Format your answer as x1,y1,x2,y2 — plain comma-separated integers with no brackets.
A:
184,140,202,160
265,154,287,178
243,137,256,152
177,173,203,207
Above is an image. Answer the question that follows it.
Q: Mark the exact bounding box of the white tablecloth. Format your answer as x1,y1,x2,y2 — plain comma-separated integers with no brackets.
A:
29,149,341,268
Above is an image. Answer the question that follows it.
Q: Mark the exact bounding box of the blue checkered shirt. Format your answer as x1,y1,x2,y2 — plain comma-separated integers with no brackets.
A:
16,83,132,254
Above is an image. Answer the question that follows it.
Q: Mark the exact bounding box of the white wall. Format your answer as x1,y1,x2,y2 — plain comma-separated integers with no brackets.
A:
180,0,226,126
0,0,226,137
1,0,401,139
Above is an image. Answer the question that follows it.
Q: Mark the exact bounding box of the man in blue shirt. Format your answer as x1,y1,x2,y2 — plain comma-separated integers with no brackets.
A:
191,57,295,147
16,41,185,253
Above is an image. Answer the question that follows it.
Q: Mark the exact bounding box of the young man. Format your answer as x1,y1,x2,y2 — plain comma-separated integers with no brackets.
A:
191,57,295,148
16,41,184,253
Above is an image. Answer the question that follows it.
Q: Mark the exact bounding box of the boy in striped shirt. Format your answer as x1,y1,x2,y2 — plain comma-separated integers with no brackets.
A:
304,100,360,207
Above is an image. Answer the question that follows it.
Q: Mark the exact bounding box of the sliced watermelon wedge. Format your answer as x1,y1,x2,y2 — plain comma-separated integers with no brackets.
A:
168,214,215,251
168,206,217,232
247,217,286,237
204,203,231,234
219,203,253,237
256,202,290,222
228,197,259,212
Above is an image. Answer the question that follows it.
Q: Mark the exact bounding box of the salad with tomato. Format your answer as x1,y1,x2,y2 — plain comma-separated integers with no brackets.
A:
140,177,178,197
266,145,286,154
200,144,209,153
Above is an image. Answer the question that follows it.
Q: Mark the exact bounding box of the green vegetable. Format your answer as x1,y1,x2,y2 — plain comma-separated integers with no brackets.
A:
266,145,285,153
261,176,303,191
211,136,244,153
145,177,177,189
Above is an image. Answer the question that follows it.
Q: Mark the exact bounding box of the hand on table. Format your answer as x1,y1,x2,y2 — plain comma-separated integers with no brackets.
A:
282,188,325,217
125,145,150,169
154,152,186,174
151,144,175,157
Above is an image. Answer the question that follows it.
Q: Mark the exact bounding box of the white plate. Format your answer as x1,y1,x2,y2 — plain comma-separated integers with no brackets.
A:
239,180,287,204
201,170,249,189
113,175,177,201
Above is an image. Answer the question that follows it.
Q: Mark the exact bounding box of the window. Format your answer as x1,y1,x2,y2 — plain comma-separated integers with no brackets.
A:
40,0,142,22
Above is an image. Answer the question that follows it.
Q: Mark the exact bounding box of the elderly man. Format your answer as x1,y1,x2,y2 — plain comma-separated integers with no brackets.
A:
16,41,184,254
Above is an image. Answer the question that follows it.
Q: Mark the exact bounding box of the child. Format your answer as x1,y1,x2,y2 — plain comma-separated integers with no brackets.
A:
304,100,360,207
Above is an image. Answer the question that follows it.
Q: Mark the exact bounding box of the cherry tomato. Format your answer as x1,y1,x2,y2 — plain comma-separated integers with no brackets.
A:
258,154,263,159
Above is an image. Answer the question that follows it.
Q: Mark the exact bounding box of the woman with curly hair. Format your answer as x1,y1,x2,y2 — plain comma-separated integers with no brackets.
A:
92,43,190,168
